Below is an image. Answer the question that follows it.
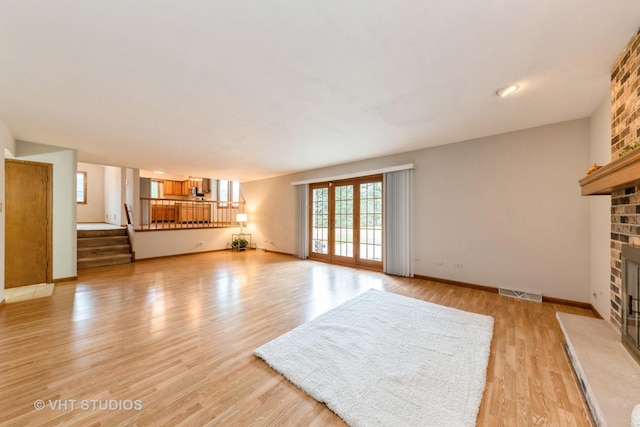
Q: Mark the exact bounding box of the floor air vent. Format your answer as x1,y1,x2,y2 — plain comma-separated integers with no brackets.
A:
498,288,542,302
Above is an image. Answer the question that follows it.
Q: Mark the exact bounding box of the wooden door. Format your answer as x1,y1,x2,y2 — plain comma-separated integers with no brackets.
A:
5,159,52,288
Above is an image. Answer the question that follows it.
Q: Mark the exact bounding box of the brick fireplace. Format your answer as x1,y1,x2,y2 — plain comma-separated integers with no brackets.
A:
610,28,640,328
556,27,640,427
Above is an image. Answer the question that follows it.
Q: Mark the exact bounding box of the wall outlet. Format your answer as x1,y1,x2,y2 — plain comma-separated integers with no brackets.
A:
454,263,463,268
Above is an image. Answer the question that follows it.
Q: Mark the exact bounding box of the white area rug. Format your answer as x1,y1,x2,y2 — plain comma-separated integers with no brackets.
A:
254,289,494,427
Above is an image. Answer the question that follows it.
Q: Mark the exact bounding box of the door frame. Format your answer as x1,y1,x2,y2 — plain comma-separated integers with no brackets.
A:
308,175,383,270
5,158,53,286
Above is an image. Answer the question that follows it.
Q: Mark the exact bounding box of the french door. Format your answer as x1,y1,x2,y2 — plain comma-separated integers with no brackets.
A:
309,175,382,269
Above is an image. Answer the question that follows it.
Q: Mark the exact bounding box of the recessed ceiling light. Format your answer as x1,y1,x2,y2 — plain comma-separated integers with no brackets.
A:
496,84,519,97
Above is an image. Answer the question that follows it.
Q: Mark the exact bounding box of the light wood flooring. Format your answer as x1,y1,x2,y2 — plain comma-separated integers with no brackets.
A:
0,251,594,426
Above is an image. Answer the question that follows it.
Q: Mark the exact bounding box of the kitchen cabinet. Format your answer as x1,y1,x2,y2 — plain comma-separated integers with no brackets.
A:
163,180,177,196
175,203,211,223
182,181,192,196
163,180,190,196
151,205,176,222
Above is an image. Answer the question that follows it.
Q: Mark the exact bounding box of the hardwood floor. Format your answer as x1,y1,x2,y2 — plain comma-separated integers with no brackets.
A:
0,251,594,426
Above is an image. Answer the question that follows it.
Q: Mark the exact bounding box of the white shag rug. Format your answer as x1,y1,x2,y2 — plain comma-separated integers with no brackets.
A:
254,289,494,427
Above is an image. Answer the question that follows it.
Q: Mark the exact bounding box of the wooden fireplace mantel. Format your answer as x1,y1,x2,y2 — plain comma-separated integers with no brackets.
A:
580,148,640,195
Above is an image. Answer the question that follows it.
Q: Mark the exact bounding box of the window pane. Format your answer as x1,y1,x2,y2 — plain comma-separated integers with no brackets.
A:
151,181,159,198
231,181,240,203
219,179,228,202
76,172,87,203
334,184,353,257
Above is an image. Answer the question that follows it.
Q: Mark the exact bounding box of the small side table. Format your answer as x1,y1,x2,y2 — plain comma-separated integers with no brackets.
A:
232,233,251,251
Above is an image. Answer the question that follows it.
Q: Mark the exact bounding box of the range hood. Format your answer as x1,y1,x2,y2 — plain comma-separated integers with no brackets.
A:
580,148,640,195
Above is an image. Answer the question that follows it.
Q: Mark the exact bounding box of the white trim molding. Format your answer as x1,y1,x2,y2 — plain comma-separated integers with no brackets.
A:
291,163,414,186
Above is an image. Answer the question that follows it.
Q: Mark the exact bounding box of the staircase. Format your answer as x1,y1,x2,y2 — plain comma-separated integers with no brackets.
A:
77,228,133,269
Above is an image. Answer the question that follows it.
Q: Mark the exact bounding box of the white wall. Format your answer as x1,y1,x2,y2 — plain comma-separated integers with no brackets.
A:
77,162,105,223
413,120,590,301
135,228,233,259
589,99,612,318
242,174,298,254
244,119,592,302
0,117,16,302
104,166,123,225
125,168,135,217
15,140,77,281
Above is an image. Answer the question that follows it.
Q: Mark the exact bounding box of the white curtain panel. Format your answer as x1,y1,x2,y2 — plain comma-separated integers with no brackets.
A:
383,169,413,277
295,184,309,259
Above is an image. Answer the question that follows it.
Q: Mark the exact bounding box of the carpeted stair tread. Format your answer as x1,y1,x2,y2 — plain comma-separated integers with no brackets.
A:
77,253,133,269
77,236,129,247
77,227,133,269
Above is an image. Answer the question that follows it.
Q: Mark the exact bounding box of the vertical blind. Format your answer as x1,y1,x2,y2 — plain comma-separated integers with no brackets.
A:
383,169,413,277
295,184,309,259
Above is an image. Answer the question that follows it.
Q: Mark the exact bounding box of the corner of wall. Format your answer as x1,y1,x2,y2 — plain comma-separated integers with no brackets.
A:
589,97,613,320
0,115,15,301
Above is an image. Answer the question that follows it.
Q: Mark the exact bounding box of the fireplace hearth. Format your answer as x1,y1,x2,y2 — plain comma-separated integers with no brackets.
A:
622,244,640,364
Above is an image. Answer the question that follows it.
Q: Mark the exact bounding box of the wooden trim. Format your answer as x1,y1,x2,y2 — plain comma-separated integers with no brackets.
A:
136,248,229,262
54,276,78,283
589,305,604,320
124,203,132,225
308,182,331,262
579,147,640,195
414,274,594,310
0,298,5,308
542,295,592,310
46,163,53,284
264,249,295,256
414,274,499,294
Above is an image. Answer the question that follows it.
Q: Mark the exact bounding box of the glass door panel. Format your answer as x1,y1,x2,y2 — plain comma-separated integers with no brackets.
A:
358,181,382,266
334,184,354,259
311,186,329,258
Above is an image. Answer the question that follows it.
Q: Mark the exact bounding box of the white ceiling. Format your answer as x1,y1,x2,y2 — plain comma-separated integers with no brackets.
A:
0,1,639,182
